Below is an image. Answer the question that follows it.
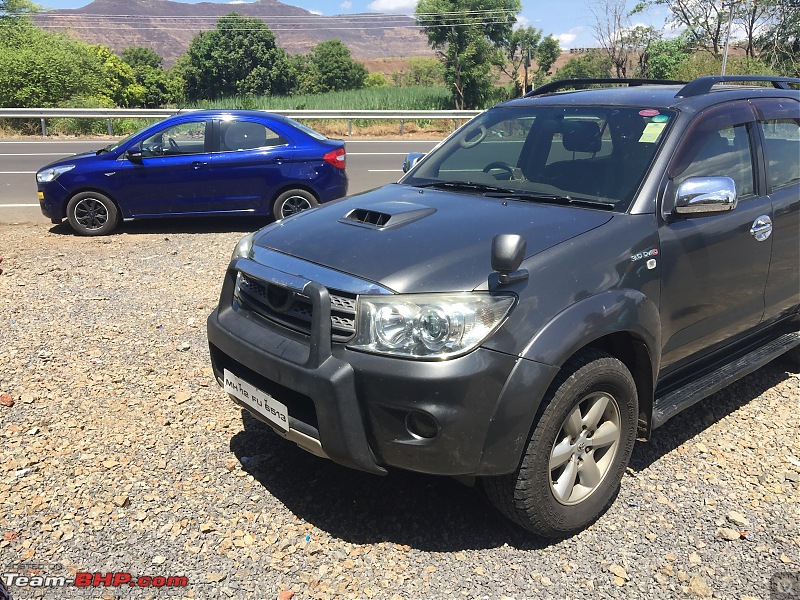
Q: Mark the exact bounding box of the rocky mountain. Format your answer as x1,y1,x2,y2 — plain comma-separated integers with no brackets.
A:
33,0,433,67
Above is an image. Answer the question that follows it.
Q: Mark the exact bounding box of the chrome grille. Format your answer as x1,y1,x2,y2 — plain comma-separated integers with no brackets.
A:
236,272,357,342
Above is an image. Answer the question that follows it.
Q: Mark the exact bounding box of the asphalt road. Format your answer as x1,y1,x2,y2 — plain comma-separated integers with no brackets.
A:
0,137,442,225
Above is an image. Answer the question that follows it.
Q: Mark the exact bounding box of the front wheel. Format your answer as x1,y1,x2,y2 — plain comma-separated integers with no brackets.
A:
273,189,318,220
483,349,638,537
66,191,119,236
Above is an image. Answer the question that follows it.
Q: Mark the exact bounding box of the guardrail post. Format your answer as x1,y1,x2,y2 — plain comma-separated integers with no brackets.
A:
106,119,113,136
348,119,352,137
40,118,47,137
400,119,405,135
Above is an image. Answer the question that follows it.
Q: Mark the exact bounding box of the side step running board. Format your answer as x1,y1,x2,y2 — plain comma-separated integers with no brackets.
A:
653,331,799,429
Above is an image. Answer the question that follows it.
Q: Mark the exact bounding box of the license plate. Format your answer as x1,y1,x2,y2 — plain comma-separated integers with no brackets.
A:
223,369,289,432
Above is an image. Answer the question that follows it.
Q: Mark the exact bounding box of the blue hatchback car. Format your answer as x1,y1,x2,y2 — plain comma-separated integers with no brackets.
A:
37,110,348,235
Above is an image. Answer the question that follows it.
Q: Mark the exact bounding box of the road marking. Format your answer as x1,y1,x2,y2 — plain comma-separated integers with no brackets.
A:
368,169,403,173
0,140,101,144
0,204,39,208
346,140,441,143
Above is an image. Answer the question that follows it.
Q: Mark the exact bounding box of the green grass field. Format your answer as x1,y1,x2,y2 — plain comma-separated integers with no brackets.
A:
193,86,453,111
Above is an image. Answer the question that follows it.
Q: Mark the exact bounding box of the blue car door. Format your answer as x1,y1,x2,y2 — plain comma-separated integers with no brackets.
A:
209,118,296,213
111,119,215,217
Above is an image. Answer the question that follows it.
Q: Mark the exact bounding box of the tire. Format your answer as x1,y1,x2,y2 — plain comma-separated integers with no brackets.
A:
272,189,318,220
483,349,638,538
66,192,119,236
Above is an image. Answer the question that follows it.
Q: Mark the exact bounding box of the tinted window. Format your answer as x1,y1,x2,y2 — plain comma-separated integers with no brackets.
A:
219,121,287,152
761,118,800,190
672,123,755,198
141,121,207,157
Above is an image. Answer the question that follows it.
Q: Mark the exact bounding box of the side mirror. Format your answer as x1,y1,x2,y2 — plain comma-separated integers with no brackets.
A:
126,146,143,163
492,234,528,285
674,176,737,216
402,152,426,173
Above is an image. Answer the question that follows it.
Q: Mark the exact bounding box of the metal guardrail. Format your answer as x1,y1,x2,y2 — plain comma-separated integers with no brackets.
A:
0,108,483,137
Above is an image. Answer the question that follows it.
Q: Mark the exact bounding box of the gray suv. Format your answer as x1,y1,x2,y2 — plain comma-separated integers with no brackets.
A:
207,76,799,537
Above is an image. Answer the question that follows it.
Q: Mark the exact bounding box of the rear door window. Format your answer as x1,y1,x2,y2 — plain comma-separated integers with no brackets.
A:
219,121,287,152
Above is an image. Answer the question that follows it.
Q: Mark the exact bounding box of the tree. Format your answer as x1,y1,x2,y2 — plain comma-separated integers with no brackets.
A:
392,57,445,87
756,0,800,76
416,0,521,109
554,50,614,79
632,0,730,58
638,37,691,78
182,13,295,101
495,27,560,94
120,47,180,108
364,72,389,88
121,46,163,70
307,39,367,93
0,0,35,20
0,20,108,107
87,44,140,107
592,0,661,77
634,0,799,76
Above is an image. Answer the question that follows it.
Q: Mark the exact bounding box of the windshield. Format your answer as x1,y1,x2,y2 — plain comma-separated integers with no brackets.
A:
401,105,676,211
99,130,142,154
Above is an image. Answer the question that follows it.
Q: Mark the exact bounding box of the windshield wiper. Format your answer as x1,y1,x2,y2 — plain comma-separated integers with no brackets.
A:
484,190,616,210
415,181,510,194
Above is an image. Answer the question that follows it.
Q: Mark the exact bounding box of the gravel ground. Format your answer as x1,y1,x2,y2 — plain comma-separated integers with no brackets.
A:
1,220,798,600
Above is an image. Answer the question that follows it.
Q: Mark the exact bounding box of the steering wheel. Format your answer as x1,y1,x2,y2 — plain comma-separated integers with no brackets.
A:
459,125,487,149
483,161,516,176
483,161,524,181
168,137,179,151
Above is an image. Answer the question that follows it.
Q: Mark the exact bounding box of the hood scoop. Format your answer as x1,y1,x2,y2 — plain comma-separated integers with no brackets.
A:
339,201,436,230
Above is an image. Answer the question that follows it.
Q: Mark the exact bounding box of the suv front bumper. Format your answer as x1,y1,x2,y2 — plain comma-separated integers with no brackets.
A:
207,268,527,477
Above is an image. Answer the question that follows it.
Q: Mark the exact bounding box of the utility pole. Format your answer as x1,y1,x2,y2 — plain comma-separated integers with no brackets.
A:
524,48,531,94
721,0,737,75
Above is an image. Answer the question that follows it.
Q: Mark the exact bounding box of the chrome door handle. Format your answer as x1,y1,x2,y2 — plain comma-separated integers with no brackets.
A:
750,215,772,242
192,161,208,170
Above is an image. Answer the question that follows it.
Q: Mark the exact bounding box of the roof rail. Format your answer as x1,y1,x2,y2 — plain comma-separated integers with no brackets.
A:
525,78,686,97
675,75,800,97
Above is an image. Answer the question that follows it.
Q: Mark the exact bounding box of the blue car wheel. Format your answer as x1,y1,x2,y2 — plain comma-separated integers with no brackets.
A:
67,191,119,236
273,189,318,220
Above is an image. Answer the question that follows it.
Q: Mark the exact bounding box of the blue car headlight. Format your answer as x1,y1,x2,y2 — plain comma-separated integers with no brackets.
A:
36,164,75,184
348,293,515,360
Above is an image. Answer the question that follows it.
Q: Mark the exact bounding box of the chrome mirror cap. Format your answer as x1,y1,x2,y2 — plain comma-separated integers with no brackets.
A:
675,176,737,215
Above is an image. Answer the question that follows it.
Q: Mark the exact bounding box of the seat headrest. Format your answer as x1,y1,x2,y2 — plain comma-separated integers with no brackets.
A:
563,120,602,154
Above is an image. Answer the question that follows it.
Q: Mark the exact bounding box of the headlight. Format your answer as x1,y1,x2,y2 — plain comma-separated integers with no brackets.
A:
231,232,255,261
36,164,75,183
349,293,515,360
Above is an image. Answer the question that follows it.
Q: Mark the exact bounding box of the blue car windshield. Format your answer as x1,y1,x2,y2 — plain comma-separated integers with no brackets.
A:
401,105,676,212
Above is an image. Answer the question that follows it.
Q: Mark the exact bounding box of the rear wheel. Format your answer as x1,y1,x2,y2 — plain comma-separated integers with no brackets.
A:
273,189,318,220
66,191,119,236
483,349,638,537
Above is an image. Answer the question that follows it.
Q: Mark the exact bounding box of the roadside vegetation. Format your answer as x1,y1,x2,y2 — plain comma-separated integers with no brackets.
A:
0,0,797,136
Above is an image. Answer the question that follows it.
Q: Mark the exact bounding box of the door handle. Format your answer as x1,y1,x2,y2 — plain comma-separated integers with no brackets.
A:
271,157,285,164
191,161,208,170
749,215,772,242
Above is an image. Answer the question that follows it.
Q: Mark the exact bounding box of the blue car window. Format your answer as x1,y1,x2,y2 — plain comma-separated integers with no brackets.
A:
141,121,207,158
219,121,287,152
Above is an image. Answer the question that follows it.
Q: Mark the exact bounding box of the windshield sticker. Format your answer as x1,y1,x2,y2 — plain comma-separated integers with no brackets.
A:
651,114,670,123
639,122,667,143
639,109,660,117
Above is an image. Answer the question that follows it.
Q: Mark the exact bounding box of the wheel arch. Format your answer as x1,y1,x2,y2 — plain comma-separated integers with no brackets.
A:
477,290,660,475
271,183,320,204
64,187,125,219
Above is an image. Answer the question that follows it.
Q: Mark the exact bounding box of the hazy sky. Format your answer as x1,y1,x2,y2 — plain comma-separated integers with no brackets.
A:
36,0,673,50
